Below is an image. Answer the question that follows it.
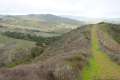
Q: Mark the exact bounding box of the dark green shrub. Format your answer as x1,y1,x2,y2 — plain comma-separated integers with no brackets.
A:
2,31,60,45
31,46,44,58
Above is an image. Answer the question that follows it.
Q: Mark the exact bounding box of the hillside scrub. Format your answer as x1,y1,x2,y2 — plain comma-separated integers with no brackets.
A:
98,22,120,43
82,25,120,80
2,31,61,45
4,43,47,68
0,29,61,67
0,25,91,80
97,23,120,64
0,34,35,68
31,44,46,58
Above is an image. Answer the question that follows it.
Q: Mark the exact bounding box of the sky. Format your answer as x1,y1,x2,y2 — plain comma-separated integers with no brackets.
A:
0,0,120,18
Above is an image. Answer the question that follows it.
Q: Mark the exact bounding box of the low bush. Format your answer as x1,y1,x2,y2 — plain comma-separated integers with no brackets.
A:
31,46,44,58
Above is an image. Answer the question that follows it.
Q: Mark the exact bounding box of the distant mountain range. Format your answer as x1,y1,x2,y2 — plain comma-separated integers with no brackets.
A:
0,14,83,27
0,14,84,33
0,14,120,25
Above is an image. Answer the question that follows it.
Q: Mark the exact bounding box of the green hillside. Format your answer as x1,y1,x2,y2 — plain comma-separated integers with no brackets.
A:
82,25,120,80
0,34,35,67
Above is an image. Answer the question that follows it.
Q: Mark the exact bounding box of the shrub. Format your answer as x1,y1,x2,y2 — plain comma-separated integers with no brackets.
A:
31,46,44,58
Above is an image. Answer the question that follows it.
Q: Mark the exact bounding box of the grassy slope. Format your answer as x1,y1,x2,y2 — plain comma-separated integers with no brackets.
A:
0,34,35,67
0,34,34,48
0,25,91,80
82,25,120,80
98,23,120,44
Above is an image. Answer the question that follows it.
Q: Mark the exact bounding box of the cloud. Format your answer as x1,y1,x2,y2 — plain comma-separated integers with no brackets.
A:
0,0,120,18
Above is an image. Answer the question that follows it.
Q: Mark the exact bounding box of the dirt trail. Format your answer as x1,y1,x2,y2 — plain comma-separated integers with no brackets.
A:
82,25,120,80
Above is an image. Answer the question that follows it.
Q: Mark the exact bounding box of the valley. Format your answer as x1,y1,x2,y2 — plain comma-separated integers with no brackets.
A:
0,14,119,80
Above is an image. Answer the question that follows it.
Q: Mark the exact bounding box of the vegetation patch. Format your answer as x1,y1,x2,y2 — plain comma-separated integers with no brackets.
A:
2,31,61,45
65,54,86,69
99,22,120,43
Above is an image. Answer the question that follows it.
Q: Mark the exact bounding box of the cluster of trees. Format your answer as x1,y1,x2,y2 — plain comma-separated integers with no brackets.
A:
3,31,60,45
31,46,44,58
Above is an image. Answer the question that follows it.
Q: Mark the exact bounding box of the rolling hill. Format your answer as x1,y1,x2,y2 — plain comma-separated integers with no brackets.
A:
0,14,83,33
0,22,119,80
0,23,91,80
0,34,35,68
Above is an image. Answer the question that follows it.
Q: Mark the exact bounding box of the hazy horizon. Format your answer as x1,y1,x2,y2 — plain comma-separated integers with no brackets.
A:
0,0,120,18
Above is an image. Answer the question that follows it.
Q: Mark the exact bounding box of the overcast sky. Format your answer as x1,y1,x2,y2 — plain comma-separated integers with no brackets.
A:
0,0,120,18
